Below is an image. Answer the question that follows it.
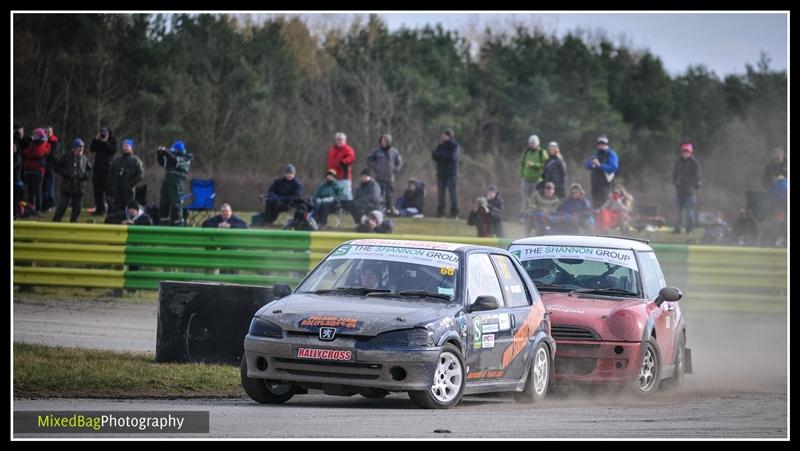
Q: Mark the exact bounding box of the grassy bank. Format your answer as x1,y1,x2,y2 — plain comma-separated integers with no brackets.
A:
14,343,242,399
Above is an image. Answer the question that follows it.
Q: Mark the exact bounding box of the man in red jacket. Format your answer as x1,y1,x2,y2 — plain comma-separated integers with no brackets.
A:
327,132,356,202
22,128,51,212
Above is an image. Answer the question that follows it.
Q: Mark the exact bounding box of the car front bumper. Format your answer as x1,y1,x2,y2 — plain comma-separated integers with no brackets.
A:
243,334,441,392
553,340,643,384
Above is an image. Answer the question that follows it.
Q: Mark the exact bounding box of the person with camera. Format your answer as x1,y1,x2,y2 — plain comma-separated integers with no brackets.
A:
284,200,319,231
108,139,144,215
157,140,192,226
22,128,52,213
89,126,117,215
52,138,92,223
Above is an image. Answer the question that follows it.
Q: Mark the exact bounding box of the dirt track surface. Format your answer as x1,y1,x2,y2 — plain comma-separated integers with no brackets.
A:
13,296,787,438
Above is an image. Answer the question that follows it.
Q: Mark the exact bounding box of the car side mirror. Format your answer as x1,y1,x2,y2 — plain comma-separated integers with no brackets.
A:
468,295,499,313
654,287,682,307
272,283,292,300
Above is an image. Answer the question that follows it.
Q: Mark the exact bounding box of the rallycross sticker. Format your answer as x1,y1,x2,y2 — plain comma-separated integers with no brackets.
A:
508,245,638,271
482,334,495,348
328,244,459,269
300,316,360,329
297,348,353,361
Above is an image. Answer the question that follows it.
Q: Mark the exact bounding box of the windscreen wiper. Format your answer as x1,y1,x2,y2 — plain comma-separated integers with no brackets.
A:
367,290,453,301
533,283,573,292
570,288,639,298
313,287,392,296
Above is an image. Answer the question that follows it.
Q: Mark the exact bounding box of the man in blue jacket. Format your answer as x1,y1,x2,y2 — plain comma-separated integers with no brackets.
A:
585,134,619,208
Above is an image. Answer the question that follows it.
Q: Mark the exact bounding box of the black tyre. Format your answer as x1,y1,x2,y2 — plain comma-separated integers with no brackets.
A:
408,343,465,409
514,341,551,403
632,338,661,396
240,355,295,404
661,334,686,390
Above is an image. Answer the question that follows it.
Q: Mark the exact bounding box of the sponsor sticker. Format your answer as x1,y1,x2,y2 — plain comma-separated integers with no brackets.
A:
296,348,353,361
482,334,495,349
457,313,468,335
300,316,359,329
508,245,638,271
498,314,511,331
328,244,459,269
472,317,482,349
482,324,499,334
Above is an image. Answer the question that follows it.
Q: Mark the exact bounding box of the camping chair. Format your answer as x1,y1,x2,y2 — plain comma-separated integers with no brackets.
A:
631,203,666,232
182,179,216,227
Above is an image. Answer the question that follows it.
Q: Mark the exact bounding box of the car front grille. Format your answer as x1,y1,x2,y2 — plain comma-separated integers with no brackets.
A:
551,325,599,341
555,357,597,376
272,357,383,381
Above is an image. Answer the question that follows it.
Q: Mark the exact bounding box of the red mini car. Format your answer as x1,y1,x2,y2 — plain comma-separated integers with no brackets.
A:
509,236,691,395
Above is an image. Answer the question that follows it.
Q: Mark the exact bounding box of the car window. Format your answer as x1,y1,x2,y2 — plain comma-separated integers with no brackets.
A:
490,254,531,308
637,251,666,299
509,244,643,298
297,244,459,301
467,253,505,307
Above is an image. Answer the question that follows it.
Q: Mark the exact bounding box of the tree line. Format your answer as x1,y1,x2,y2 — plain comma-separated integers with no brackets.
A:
13,13,787,216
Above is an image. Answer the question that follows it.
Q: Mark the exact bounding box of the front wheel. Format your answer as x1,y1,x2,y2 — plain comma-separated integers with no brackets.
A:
632,338,661,396
240,354,295,404
515,341,551,403
408,344,465,409
662,334,686,390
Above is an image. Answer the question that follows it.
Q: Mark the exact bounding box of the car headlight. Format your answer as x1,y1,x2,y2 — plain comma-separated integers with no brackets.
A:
608,308,637,341
363,328,434,348
248,317,283,338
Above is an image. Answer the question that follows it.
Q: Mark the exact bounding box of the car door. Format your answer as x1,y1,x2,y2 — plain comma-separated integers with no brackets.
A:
464,252,512,381
488,253,539,382
637,251,674,363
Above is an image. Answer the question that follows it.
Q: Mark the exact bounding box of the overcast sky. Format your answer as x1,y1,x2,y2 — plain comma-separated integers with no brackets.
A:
376,12,788,77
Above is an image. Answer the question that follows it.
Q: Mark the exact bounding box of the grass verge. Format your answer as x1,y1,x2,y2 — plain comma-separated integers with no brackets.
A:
14,342,243,399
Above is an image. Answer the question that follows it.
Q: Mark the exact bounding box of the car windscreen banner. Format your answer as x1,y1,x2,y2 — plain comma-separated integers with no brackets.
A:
509,245,638,271
329,244,459,269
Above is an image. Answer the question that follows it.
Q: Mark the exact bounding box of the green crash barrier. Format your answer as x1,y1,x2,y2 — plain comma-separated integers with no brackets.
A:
12,222,787,313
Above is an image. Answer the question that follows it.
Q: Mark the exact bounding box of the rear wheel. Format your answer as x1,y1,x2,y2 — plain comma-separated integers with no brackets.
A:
632,338,661,396
240,355,295,404
408,343,465,409
515,341,551,403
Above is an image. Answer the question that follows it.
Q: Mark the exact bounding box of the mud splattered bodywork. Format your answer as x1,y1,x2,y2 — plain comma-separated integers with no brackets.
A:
242,239,555,407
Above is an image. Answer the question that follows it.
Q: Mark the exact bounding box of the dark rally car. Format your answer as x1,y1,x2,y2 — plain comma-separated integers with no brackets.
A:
241,238,555,409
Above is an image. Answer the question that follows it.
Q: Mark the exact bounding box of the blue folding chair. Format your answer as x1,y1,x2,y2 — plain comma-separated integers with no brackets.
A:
182,179,216,227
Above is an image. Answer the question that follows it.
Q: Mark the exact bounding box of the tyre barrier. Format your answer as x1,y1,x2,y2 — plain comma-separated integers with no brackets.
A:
156,281,275,365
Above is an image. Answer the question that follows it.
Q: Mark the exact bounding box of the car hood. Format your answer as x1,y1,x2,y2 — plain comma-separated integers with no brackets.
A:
257,294,461,337
540,291,648,340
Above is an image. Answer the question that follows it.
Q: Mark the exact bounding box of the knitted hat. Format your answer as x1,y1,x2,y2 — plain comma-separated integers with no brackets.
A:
442,128,454,139
122,139,134,148
681,142,694,154
283,164,296,174
72,138,85,149
528,135,540,147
